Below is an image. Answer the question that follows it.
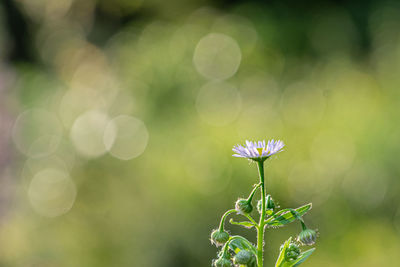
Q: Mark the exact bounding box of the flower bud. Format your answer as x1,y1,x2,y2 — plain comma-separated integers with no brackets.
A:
211,229,230,247
284,243,300,261
297,228,317,246
233,250,255,265
266,194,275,210
213,257,232,267
235,198,253,214
257,195,275,214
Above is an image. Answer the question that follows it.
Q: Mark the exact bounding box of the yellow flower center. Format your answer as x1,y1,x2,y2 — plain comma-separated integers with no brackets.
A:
257,148,264,155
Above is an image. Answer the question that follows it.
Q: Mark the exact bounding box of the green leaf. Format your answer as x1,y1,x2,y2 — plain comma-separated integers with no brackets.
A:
266,209,274,216
229,218,255,229
275,237,315,267
265,203,312,227
275,237,291,267
279,248,315,267
228,236,257,255
293,248,315,266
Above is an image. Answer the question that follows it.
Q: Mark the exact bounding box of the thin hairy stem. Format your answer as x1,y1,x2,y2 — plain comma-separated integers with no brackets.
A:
243,213,258,226
218,209,236,231
256,161,266,267
247,183,262,202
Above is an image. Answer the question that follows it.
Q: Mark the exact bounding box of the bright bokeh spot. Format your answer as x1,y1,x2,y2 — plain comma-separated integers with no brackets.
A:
195,81,242,126
70,110,114,158
212,15,258,54
28,168,77,217
21,155,69,189
104,115,149,160
15,0,74,21
59,86,114,128
193,33,242,80
12,109,63,158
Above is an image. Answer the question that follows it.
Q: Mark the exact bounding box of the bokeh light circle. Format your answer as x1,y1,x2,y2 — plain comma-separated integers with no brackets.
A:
195,81,242,126
70,110,114,158
28,168,77,217
193,33,242,80
12,109,63,158
212,15,258,55
21,155,69,190
104,115,149,160
59,86,113,129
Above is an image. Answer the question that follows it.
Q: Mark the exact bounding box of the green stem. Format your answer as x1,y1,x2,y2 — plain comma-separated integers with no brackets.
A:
218,209,236,231
256,161,266,267
243,213,258,226
300,220,307,231
247,183,262,202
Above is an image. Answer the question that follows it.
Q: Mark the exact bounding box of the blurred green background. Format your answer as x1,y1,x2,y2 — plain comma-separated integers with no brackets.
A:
1,0,400,266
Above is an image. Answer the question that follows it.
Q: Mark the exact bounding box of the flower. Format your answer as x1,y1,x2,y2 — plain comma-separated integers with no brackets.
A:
232,139,284,161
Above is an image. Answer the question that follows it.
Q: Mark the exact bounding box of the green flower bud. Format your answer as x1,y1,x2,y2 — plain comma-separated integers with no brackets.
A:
266,194,275,210
235,198,253,214
297,228,317,246
233,250,255,265
284,243,301,261
257,195,276,214
211,229,230,247
213,257,232,267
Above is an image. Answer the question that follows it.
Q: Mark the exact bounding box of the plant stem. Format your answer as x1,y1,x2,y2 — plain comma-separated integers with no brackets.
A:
218,209,236,231
256,161,266,267
247,183,262,202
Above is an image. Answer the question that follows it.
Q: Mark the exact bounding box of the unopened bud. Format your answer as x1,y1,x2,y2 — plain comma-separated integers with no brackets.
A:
257,195,276,214
266,195,275,210
211,229,230,247
233,250,255,265
235,199,253,214
297,228,317,246
285,243,300,261
213,257,231,267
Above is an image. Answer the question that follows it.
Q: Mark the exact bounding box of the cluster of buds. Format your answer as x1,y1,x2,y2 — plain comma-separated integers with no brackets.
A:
213,253,232,267
283,243,301,261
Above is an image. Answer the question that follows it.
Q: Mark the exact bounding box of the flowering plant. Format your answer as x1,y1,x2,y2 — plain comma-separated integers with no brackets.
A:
210,139,317,267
